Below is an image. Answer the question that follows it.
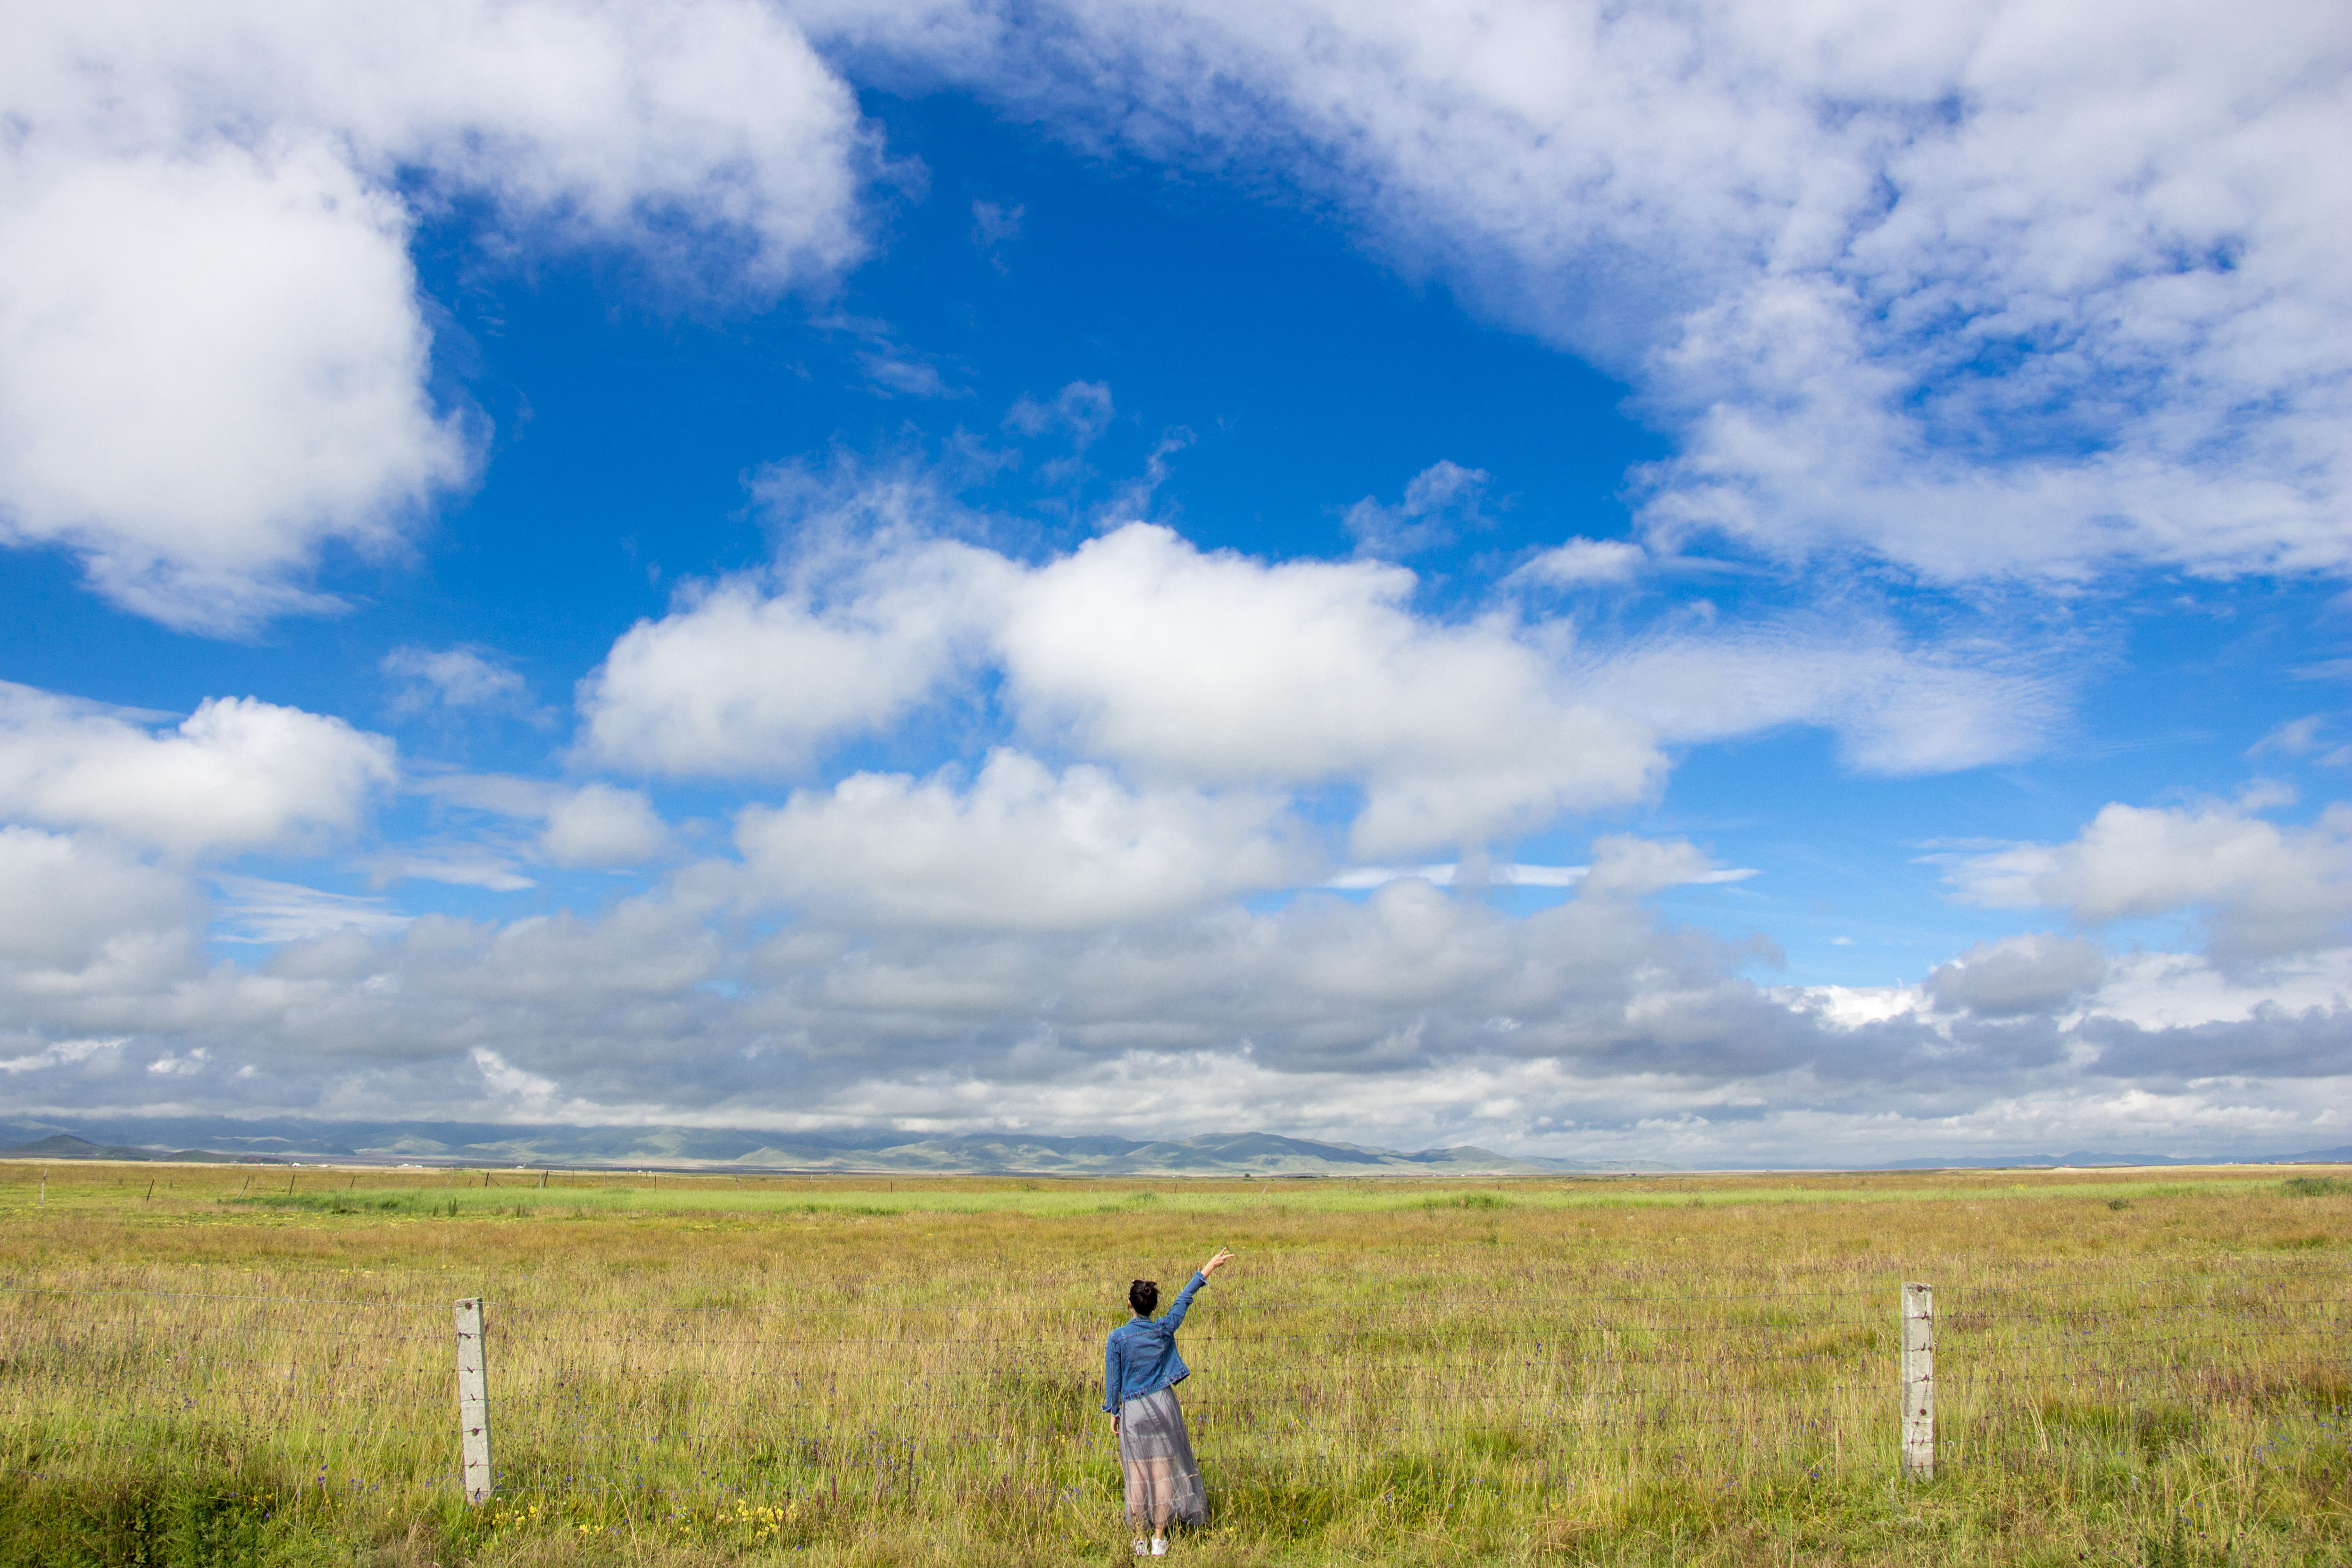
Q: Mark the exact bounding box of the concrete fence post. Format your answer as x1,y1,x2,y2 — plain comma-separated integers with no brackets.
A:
455,1297,494,1503
1901,1282,1935,1480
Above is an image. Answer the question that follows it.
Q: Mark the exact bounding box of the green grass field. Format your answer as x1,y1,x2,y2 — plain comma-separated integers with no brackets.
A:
1,1161,2346,1566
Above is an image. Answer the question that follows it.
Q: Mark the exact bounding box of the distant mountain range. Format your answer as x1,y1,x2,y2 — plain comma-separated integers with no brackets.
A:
1873,1148,2352,1170
3,1116,2344,1175
0,1118,1673,1176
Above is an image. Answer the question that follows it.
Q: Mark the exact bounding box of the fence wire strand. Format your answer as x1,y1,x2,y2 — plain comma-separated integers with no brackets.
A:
7,1260,2344,1516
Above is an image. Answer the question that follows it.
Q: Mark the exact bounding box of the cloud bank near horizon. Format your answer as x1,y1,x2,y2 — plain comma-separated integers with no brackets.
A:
0,604,2341,1166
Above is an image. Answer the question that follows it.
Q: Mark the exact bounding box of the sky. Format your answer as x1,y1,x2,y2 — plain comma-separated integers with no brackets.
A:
0,0,2347,1166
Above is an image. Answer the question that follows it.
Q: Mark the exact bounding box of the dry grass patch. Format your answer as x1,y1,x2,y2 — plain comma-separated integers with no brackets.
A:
0,1162,2347,1565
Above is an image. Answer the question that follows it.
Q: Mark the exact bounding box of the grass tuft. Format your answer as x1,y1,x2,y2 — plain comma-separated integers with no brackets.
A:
2281,1175,2351,1196
1420,1191,1512,1210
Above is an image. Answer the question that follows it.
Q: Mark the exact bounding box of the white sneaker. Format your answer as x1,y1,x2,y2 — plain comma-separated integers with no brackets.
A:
1151,1539,1168,1557
1133,1543,1149,1557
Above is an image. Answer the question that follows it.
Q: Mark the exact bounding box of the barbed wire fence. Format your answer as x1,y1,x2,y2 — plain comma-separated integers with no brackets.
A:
2,1258,2344,1526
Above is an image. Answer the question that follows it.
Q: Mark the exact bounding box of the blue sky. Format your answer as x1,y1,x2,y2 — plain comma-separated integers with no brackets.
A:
0,1,2346,1164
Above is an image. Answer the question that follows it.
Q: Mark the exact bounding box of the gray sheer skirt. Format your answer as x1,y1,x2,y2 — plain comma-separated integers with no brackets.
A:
1118,1385,1207,1527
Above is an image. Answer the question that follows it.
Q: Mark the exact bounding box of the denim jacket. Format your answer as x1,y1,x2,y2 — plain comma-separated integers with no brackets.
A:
1102,1272,1207,1412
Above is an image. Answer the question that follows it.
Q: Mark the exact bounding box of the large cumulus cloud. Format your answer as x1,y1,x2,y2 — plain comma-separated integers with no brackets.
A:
1947,793,2352,960
0,682,394,856
580,508,2055,861
0,0,874,632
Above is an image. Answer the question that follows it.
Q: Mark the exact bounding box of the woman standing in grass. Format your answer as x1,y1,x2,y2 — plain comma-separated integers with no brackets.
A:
1105,1248,1236,1556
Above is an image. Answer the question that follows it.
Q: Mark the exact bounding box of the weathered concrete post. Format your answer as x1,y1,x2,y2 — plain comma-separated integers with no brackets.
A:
455,1298,494,1503
1901,1282,1934,1480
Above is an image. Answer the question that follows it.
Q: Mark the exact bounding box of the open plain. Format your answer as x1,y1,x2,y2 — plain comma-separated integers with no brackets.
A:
0,1161,2346,1567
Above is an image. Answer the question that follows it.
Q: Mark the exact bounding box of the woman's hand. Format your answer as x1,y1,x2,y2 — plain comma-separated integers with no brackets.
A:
1201,1248,1237,1278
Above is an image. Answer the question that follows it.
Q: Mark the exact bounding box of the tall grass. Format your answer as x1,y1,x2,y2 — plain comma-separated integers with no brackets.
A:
0,1163,2346,1565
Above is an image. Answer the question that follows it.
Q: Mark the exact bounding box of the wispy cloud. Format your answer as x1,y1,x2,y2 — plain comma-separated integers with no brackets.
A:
1344,460,1493,559
0,1036,125,1075
359,847,535,893
1325,863,1593,891
383,646,543,722
210,875,412,943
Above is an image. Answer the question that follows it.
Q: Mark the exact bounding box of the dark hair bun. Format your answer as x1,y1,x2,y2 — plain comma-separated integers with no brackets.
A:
1128,1278,1159,1316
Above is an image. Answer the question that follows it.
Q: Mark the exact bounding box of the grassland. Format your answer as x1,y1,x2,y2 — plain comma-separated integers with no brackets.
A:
0,1161,2346,1567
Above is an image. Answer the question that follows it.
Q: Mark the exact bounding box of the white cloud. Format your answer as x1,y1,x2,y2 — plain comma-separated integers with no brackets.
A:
0,827,201,996
1343,459,1491,559
999,525,1661,855
0,816,2341,1161
2249,715,2349,767
735,749,1309,930
2086,946,2352,1034
0,1035,127,1076
412,770,567,820
1946,795,2352,959
1511,537,1644,587
861,353,965,399
733,871,1785,1081
1576,835,1751,901
472,1047,560,1105
582,513,2054,853
405,770,669,871
1927,933,2108,1018
301,900,734,1056
0,140,467,633
2,0,873,631
209,876,414,944
1577,618,2060,775
971,199,1024,257
807,0,2352,580
1326,862,1589,891
1324,846,1756,894
363,847,536,893
0,682,395,856
577,536,1016,776
2251,716,2327,757
541,784,669,869
1004,381,1114,445
383,646,535,717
